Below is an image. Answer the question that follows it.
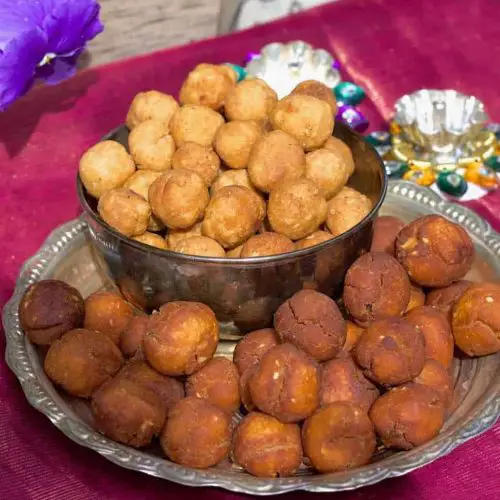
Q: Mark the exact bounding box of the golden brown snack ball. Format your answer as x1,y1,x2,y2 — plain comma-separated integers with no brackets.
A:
339,321,365,355
343,252,411,327
123,169,162,200
247,130,305,193
149,169,209,229
405,305,454,369
171,142,220,186
232,412,302,478
452,282,500,356
161,396,232,468
395,215,474,287
126,90,179,130
239,366,257,412
202,185,265,249
170,104,224,148
211,168,258,195
414,359,454,409
45,329,123,397
291,80,337,115
224,78,278,123
274,290,346,361
406,284,426,313
186,357,240,413
179,63,234,110
98,188,151,237
426,280,472,322
120,316,148,357
19,280,85,346
370,215,405,255
226,244,244,258
233,328,279,375
173,235,226,257
240,232,294,258
303,402,376,473
355,317,425,386
132,231,169,250
295,230,333,250
268,178,327,240
165,222,202,249
79,141,135,199
270,94,334,151
326,187,372,237
143,301,219,376
323,137,355,176
369,383,445,450
218,64,238,83
249,343,320,423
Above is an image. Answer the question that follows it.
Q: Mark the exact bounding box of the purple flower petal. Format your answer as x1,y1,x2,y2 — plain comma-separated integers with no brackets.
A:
36,49,80,84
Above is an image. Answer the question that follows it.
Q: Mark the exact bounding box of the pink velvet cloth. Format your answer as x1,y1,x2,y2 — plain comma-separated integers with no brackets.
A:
1,0,499,498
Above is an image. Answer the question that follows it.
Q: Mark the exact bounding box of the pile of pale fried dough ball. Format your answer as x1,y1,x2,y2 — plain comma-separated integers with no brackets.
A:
78,63,371,258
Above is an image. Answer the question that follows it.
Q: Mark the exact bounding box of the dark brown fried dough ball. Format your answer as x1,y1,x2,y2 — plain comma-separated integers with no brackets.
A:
414,359,454,409
161,396,232,468
369,383,445,449
126,90,179,130
173,236,226,257
211,168,258,195
291,80,337,115
370,215,405,255
405,305,454,369
45,329,123,397
120,316,148,357
339,321,365,356
295,230,333,250
343,252,411,327
143,301,219,376
249,343,320,423
240,232,294,257
406,284,426,312
132,231,169,250
239,366,258,412
19,280,85,346
323,137,355,176
247,130,305,193
303,402,376,473
172,142,220,185
232,412,302,478
354,318,425,386
149,169,209,229
84,291,134,345
395,215,474,287
426,280,472,322
452,282,500,356
233,328,279,375
270,94,334,151
186,357,240,413
274,290,346,361
268,178,327,240
165,222,202,249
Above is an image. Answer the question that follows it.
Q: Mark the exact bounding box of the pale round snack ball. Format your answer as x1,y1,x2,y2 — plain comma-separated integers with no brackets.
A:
79,141,135,199
128,120,175,171
172,142,220,185
240,232,294,257
295,230,333,250
126,90,179,130
166,222,202,249
124,170,162,200
133,232,169,250
324,137,355,176
291,80,337,115
211,169,258,195
247,130,306,193
98,188,151,237
268,178,327,240
270,94,334,151
149,169,209,229
224,78,278,123
326,187,372,237
226,244,244,258
173,236,226,257
214,120,262,169
170,105,224,148
305,148,350,199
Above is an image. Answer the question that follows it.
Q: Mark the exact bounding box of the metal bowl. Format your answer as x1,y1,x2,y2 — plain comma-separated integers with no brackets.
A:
78,122,387,332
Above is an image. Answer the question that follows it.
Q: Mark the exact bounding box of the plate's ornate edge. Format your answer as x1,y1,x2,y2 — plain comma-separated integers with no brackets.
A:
3,182,500,495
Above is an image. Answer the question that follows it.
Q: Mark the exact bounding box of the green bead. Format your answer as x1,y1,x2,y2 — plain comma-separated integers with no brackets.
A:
334,82,366,106
437,172,468,197
365,131,392,147
385,161,409,178
226,64,247,82
485,155,500,172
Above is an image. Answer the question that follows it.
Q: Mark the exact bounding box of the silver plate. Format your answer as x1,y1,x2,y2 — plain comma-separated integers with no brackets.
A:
3,181,500,495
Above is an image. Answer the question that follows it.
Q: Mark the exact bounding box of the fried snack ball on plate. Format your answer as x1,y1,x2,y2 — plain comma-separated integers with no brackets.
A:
161,396,232,468
224,78,278,122
84,291,134,345
126,90,179,130
405,305,454,369
149,169,209,229
326,186,372,237
233,328,279,375
132,231,169,250
343,252,411,327
452,282,500,356
303,402,376,473
45,329,123,398
414,359,454,410
165,222,202,249
249,343,320,423
355,318,425,386
170,104,224,148
268,178,327,240
173,235,226,257
369,383,445,450
179,63,235,110
120,316,148,357
323,136,355,176
233,412,302,478
172,142,220,185
338,321,365,355
143,301,219,376
240,232,294,257
295,230,333,250
123,169,162,200
202,185,265,249
211,169,258,195
247,130,305,193
270,94,334,151
426,280,472,322
291,79,337,115
98,187,151,237
214,120,262,169
370,215,405,255
79,141,135,199
395,215,474,287
19,280,85,346
274,289,346,361
406,284,426,312
186,357,240,413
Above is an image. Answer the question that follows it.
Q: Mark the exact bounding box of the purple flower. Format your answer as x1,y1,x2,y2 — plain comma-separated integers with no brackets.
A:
0,0,103,111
